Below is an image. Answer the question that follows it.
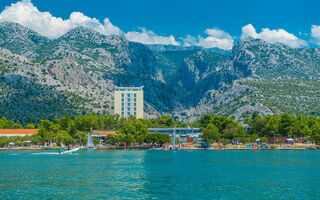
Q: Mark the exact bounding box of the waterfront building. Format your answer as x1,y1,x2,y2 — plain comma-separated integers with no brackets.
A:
0,129,38,137
114,86,144,118
92,130,117,144
92,130,117,137
148,127,202,143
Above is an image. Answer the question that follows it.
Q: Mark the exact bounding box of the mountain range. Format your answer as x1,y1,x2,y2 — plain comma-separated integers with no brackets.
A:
1,22,320,124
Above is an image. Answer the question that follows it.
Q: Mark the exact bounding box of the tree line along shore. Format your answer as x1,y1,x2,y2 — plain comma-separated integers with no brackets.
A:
0,112,320,149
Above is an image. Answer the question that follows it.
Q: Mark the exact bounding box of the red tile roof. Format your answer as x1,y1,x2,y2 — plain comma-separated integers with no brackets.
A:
0,129,39,134
92,130,117,135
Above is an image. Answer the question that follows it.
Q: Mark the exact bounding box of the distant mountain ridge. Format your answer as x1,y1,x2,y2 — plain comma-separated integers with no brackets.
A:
0,22,320,123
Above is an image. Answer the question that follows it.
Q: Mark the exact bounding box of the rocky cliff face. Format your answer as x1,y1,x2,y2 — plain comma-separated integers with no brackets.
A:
228,39,320,79
181,39,320,121
1,22,320,123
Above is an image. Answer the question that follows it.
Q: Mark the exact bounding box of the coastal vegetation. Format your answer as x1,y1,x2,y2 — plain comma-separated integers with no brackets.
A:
1,112,320,147
0,115,175,147
197,112,320,144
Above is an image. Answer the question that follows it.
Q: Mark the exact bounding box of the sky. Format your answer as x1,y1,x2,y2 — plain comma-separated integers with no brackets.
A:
0,0,319,50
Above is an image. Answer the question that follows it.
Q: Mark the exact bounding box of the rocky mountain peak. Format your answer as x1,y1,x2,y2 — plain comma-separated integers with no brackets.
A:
0,22,49,56
0,22,49,43
59,26,127,46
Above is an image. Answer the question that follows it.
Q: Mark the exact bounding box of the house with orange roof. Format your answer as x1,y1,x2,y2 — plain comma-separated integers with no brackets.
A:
91,130,117,144
92,130,117,137
0,129,39,137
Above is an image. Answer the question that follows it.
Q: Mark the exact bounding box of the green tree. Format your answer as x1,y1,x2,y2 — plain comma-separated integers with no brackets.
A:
201,123,220,142
0,116,23,129
291,116,311,137
74,115,99,131
74,131,88,145
260,116,280,137
198,113,213,128
25,123,36,129
55,116,72,132
119,124,136,135
30,134,41,144
157,116,174,128
55,130,73,145
212,115,237,133
222,124,245,140
122,134,135,145
156,133,172,144
279,113,295,136
311,123,320,144
38,120,56,142
0,137,9,147
249,115,266,136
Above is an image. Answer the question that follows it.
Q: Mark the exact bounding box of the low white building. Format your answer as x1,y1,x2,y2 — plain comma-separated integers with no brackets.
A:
148,127,202,143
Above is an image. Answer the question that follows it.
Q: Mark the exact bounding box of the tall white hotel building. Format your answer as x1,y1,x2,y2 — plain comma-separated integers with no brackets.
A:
113,86,144,118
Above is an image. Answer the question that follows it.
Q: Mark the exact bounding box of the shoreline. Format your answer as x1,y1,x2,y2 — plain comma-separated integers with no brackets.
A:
1,146,319,151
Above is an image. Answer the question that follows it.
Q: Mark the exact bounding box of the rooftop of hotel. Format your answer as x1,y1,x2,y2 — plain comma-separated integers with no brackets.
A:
115,86,144,91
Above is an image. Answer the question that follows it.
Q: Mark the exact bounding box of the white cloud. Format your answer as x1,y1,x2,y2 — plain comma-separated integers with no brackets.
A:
182,35,197,47
240,24,258,40
311,25,320,45
68,12,122,36
241,24,307,48
1,1,313,49
0,0,180,46
125,28,180,46
182,28,234,50
0,0,122,39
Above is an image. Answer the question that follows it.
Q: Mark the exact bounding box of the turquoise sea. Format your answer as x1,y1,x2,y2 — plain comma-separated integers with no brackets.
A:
0,150,320,200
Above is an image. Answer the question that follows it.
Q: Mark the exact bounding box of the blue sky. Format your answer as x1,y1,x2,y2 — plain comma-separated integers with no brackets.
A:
0,0,319,49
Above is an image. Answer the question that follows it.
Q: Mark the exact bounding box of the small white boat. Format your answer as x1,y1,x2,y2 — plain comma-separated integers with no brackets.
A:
207,147,223,150
59,147,81,154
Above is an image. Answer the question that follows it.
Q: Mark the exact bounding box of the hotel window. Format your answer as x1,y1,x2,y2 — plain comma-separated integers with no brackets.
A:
127,112,130,116
134,103,136,106
127,103,130,106
121,112,124,116
134,107,136,111
127,93,130,97
134,94,136,97
121,107,124,111
121,103,124,106
121,98,124,102
127,107,130,111
134,98,136,102
134,112,136,116
121,93,124,97
127,98,131,102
